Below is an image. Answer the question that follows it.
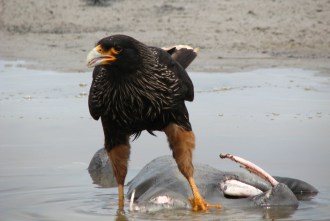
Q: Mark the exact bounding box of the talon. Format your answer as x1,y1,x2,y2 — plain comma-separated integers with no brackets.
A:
187,177,222,211
189,197,223,211
207,203,223,209
189,197,207,211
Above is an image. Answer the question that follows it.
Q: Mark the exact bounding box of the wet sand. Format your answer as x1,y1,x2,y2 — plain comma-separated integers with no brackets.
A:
0,0,330,73
0,61,330,220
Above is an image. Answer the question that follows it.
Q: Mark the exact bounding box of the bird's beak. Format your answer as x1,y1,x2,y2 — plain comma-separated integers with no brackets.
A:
86,45,118,68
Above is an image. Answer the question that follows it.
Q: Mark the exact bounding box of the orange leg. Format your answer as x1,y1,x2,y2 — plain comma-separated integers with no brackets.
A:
164,123,222,211
188,177,222,211
107,144,130,210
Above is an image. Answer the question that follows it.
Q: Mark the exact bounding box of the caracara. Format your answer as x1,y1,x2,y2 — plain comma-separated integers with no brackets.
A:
86,34,221,211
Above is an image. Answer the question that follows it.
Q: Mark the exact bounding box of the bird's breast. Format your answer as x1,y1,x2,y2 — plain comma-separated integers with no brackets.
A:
103,84,167,129
91,67,181,131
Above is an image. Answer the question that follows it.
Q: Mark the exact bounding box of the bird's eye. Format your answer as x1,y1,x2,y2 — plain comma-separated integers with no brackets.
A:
97,47,103,53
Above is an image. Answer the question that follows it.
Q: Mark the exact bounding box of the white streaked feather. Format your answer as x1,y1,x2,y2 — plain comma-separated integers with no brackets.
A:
162,45,199,52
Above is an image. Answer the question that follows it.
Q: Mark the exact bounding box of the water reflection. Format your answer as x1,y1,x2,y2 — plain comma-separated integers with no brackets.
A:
261,207,296,220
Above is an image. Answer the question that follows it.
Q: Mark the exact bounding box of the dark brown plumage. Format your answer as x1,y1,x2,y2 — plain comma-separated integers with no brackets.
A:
86,34,221,211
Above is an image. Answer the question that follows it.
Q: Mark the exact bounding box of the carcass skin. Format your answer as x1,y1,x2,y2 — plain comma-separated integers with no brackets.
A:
88,149,318,212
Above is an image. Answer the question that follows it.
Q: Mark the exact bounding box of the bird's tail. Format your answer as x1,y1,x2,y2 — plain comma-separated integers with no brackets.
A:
162,45,199,69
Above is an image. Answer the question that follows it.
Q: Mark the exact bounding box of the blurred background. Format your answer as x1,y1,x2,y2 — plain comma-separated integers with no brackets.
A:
0,0,329,72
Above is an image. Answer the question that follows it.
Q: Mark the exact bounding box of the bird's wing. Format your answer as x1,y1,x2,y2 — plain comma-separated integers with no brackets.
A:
152,46,195,102
162,45,199,70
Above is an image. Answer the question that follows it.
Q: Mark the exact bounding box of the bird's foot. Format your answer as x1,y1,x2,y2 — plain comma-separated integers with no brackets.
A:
188,197,223,211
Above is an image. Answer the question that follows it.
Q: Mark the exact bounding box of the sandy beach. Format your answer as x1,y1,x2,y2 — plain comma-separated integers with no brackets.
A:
0,0,330,73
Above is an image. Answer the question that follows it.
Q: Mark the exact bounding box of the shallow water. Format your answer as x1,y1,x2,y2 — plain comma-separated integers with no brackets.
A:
0,61,330,220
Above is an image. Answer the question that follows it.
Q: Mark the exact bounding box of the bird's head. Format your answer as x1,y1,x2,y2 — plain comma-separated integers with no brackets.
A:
86,35,143,73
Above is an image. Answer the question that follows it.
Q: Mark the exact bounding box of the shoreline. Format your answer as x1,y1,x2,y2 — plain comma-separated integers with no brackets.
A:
1,52,329,74
1,31,329,74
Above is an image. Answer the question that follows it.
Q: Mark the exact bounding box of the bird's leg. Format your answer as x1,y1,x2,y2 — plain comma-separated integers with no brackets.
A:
107,144,130,210
164,123,222,211
187,177,222,211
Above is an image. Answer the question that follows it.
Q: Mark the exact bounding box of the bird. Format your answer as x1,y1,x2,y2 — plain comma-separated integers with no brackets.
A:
86,34,222,211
